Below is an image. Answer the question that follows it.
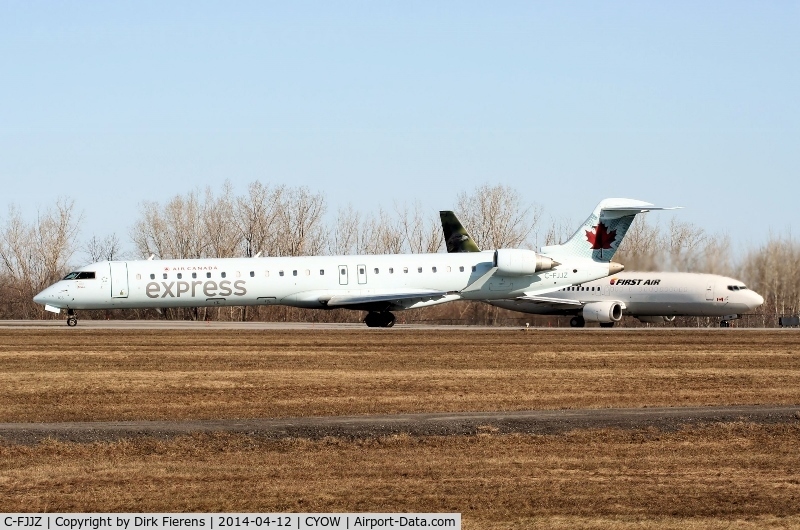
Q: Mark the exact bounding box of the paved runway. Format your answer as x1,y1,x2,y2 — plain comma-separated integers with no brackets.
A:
1,405,798,445
0,319,778,330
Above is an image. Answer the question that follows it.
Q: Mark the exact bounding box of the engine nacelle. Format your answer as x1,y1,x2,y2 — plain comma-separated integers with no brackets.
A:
494,249,557,276
583,301,623,323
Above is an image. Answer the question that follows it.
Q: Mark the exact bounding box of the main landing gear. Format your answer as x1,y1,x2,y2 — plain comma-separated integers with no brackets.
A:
569,316,585,328
66,309,78,327
364,311,396,328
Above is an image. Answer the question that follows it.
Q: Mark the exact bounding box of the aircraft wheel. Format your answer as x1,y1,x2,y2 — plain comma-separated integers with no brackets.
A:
67,316,78,327
569,316,585,328
720,320,730,328
364,312,396,328
599,322,615,328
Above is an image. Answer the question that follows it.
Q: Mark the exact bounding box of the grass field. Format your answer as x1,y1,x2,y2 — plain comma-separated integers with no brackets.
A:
1,328,799,528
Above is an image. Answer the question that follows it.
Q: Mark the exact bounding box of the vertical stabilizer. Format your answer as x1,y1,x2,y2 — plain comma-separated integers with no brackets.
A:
440,211,480,253
540,199,677,262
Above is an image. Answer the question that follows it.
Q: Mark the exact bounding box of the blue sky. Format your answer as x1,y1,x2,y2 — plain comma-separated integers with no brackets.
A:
1,1,797,257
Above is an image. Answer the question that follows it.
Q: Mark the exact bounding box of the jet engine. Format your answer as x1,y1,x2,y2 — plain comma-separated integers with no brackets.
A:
582,301,623,323
494,249,557,276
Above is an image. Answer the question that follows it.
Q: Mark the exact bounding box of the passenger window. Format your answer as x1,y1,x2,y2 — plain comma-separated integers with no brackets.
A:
221,272,227,278
432,267,437,273
150,274,155,280
279,270,284,277
471,266,476,272
192,272,197,279
418,267,422,273
389,268,394,274
293,270,298,276
250,271,255,277
163,273,168,279
320,269,324,275
206,272,211,278
459,266,464,272
403,267,408,274
177,273,182,279
374,268,379,274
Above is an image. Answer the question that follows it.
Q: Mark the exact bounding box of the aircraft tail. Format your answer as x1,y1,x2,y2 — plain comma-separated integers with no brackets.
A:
440,211,480,253
540,198,678,262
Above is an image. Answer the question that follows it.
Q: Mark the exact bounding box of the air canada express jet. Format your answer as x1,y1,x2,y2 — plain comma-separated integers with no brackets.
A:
34,198,672,327
440,209,763,327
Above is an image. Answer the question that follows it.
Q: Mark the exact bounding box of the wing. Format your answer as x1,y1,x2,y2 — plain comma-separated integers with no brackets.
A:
324,289,452,307
514,295,584,306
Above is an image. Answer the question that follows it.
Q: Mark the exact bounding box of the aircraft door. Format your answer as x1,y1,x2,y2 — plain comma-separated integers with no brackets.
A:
357,264,367,285
705,283,714,301
110,262,129,298
338,265,349,285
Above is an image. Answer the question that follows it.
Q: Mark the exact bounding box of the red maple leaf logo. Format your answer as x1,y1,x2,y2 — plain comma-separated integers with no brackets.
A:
586,222,617,258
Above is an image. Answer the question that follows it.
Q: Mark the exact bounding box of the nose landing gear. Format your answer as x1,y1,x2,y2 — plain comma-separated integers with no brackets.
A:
66,309,77,327
364,311,396,328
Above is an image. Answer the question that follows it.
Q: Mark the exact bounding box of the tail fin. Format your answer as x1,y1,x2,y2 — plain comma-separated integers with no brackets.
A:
440,211,481,253
541,198,678,262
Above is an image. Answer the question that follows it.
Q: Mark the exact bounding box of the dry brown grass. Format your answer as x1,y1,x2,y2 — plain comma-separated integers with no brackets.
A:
1,328,799,528
0,329,798,422
1,425,799,528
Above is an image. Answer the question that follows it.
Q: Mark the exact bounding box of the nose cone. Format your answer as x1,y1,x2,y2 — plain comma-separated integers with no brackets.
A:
33,288,50,306
749,291,765,310
33,285,61,307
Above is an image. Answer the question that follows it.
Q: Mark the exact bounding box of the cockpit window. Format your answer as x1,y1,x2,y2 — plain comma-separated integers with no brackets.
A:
727,285,748,291
63,271,96,280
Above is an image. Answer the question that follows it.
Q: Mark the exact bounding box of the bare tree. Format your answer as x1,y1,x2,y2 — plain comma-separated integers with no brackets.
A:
398,201,442,254
203,182,240,258
665,219,708,272
615,217,662,271
131,200,168,259
456,184,542,250
329,204,362,255
0,199,81,317
234,182,284,257
83,233,123,262
276,187,327,256
740,233,800,324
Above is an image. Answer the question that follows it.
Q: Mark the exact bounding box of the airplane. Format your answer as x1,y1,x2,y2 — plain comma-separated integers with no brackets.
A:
34,198,668,327
440,211,764,327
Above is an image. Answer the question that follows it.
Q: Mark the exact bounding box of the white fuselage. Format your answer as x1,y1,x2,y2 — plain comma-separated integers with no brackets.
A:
34,251,615,313
490,271,764,318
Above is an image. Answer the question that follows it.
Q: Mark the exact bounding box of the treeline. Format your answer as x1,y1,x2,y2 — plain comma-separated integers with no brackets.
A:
1,182,797,326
